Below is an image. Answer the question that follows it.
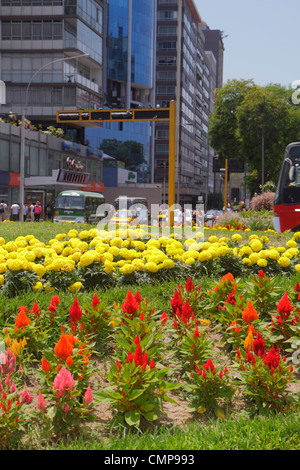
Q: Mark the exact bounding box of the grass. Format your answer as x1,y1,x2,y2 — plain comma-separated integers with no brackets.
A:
27,411,300,450
1,220,299,450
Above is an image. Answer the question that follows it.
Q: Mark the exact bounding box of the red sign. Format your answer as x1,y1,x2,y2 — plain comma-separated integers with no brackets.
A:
82,181,104,192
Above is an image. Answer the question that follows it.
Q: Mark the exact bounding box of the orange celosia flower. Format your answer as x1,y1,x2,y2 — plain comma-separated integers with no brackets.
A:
41,357,51,373
222,273,234,284
242,300,258,323
66,355,74,368
15,307,31,329
244,329,254,351
54,333,76,361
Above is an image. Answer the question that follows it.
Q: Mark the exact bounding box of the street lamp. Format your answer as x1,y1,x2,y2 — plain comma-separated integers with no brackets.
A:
19,53,90,221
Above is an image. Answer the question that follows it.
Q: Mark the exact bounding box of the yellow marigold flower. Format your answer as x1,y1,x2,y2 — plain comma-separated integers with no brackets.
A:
32,264,46,277
257,258,267,267
286,239,297,248
162,259,174,269
198,251,212,262
0,274,4,285
145,261,158,273
68,282,82,293
242,257,251,265
5,241,18,252
80,251,96,267
0,237,5,245
119,263,135,275
232,234,243,242
249,253,260,264
278,256,291,268
295,264,300,273
250,240,263,252
268,249,279,260
6,259,24,271
33,281,43,292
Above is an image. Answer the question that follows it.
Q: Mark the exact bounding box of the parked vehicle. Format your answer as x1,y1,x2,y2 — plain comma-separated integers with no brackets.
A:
54,190,105,224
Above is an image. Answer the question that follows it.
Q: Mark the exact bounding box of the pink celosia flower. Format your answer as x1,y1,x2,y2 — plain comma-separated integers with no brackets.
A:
53,366,74,399
84,384,94,407
37,391,46,413
21,385,33,404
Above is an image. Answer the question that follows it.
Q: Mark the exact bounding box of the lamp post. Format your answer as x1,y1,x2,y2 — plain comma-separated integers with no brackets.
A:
19,53,90,221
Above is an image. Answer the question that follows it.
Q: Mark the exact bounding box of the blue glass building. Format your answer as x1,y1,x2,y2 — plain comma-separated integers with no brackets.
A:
86,0,156,183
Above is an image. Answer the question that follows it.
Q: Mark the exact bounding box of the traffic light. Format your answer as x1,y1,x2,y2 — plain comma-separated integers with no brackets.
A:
57,108,170,124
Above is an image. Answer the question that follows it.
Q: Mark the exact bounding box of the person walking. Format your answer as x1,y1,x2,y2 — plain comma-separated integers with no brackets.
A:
33,201,42,222
30,203,35,222
0,200,7,222
11,202,20,221
23,203,29,222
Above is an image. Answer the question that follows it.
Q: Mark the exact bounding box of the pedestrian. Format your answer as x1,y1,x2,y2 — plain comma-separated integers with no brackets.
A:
10,202,20,221
33,201,42,222
30,203,35,222
23,203,29,222
0,200,7,222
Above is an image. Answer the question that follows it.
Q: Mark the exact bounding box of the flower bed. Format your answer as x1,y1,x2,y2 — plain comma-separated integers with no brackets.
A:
0,266,299,447
0,227,299,296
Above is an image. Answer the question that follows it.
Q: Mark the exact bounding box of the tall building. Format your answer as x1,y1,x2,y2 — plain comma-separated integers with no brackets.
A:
0,0,104,142
85,0,157,184
0,0,105,208
154,0,224,207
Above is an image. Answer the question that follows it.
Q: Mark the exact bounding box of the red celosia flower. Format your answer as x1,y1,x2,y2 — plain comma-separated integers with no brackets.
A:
160,311,168,324
194,325,200,339
185,277,195,293
203,359,216,375
295,282,300,292
30,300,41,318
277,291,293,319
92,293,100,311
264,345,281,370
253,331,266,356
258,270,265,280
134,290,142,304
170,289,182,315
122,290,140,317
69,297,83,330
181,300,192,324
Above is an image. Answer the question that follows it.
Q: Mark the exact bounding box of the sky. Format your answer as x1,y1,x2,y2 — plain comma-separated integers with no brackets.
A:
195,0,300,88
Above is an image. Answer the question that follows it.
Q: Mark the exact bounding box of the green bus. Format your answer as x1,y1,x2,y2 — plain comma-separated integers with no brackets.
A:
53,190,105,224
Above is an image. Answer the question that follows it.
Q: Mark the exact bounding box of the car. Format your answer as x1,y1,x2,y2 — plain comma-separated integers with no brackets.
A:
205,209,223,225
110,209,138,226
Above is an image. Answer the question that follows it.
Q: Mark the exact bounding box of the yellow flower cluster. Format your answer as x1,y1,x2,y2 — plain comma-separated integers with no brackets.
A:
0,228,299,292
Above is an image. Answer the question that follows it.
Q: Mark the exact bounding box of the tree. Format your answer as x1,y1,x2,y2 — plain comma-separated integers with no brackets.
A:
209,79,300,194
237,83,300,189
208,79,254,162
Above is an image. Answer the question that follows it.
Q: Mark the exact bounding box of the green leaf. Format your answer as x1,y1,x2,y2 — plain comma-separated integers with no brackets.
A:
129,389,145,401
143,411,159,421
124,409,141,426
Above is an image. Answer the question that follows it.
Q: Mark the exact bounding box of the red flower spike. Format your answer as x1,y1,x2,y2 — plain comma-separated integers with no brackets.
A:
92,293,100,311
277,291,293,320
185,277,195,293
